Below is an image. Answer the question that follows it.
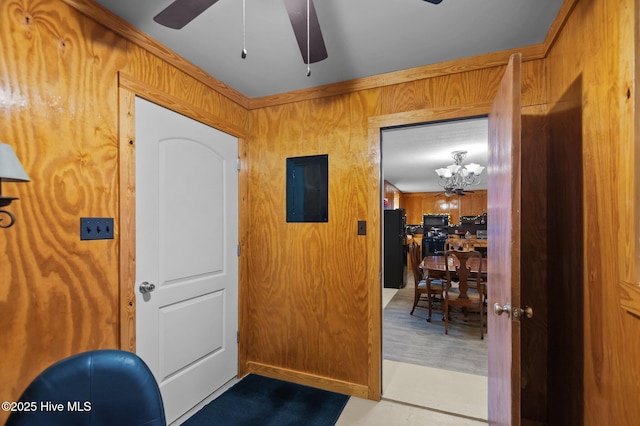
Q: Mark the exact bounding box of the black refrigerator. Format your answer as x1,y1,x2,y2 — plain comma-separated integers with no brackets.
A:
383,209,407,288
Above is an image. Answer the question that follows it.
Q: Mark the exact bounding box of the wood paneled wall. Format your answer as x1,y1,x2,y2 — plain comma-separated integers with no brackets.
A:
243,0,640,421
543,0,640,424
0,1,122,414
242,60,545,397
241,93,376,397
399,193,425,225
520,106,550,424
1,0,639,423
383,180,401,210
0,1,246,423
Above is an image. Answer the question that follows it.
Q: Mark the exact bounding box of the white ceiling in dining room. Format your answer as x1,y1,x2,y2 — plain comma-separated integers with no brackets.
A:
382,117,489,194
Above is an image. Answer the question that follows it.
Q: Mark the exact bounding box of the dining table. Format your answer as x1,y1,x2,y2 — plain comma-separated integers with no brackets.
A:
419,254,489,321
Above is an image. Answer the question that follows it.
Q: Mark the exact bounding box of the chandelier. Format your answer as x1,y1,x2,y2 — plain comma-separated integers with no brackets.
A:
435,150,484,197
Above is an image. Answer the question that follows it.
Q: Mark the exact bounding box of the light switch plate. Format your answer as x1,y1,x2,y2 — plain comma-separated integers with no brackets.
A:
357,220,366,235
80,217,114,240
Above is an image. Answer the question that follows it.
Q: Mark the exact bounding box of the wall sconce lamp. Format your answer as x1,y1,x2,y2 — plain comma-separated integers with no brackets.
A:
0,143,30,228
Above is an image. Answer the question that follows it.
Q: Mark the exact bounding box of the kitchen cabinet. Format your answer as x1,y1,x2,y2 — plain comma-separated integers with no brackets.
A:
459,190,488,217
399,190,487,226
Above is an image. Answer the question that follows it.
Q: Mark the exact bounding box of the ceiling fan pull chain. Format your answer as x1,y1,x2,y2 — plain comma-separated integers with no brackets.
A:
241,0,247,58
306,0,311,76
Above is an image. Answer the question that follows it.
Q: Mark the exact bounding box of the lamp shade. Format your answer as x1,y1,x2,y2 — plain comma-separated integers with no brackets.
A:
0,143,30,182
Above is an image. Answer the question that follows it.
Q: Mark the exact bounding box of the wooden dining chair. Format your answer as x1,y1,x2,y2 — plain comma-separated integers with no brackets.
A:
443,250,486,339
409,241,443,321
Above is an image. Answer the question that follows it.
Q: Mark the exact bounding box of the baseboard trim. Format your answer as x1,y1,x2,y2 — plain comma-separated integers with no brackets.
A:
245,362,370,400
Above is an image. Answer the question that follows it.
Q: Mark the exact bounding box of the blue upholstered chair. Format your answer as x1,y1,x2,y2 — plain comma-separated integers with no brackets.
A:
6,349,166,426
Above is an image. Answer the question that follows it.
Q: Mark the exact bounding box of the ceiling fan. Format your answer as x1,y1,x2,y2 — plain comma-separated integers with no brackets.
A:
442,187,474,197
153,0,328,65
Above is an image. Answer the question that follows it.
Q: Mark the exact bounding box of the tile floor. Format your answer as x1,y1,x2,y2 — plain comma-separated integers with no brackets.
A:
335,288,489,425
336,361,488,425
335,398,486,426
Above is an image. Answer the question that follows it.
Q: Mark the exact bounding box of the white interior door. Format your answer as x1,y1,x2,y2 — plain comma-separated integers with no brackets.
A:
135,97,238,424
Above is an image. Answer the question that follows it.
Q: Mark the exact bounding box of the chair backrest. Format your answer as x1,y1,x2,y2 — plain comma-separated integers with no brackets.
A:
445,237,460,252
446,237,474,252
408,241,423,285
445,250,482,299
7,349,166,426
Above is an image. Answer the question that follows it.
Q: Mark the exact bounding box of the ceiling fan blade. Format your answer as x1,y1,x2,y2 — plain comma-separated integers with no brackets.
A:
283,0,328,64
423,0,444,4
154,0,220,29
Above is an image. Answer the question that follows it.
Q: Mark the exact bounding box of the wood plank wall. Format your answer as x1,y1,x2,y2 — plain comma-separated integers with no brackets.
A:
242,59,546,399
0,1,247,423
242,92,377,397
383,180,400,210
1,0,639,423
544,0,640,424
243,0,640,421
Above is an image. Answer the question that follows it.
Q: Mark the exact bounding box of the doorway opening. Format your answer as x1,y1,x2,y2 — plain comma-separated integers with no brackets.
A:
378,113,491,421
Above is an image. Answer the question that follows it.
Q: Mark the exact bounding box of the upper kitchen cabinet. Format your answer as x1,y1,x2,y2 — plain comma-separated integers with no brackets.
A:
399,190,487,226
459,190,488,217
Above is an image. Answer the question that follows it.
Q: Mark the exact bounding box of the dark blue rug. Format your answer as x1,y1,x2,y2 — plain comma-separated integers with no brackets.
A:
183,374,350,426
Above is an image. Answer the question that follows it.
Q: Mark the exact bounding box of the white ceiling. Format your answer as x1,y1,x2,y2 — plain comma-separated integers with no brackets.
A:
94,0,564,99
92,0,562,193
382,117,488,193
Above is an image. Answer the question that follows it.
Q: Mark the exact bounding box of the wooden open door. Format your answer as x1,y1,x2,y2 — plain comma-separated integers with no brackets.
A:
487,53,523,425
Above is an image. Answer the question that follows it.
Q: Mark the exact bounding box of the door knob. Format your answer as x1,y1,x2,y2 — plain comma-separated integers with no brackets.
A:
513,305,534,319
139,281,156,294
494,302,533,320
493,302,511,318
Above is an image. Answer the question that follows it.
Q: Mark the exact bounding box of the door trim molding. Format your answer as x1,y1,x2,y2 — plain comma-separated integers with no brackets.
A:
367,102,492,399
119,73,247,138
117,72,247,351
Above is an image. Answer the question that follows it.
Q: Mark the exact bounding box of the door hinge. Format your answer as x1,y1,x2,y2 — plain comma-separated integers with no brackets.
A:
237,331,240,343
237,244,241,257
237,158,241,171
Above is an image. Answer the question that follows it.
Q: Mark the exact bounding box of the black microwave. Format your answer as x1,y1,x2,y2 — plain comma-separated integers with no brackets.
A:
423,214,448,228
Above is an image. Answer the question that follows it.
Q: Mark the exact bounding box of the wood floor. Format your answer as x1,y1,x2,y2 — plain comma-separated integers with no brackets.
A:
383,274,488,376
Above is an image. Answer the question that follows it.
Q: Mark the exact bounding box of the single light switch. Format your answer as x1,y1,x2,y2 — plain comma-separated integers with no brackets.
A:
357,220,366,235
